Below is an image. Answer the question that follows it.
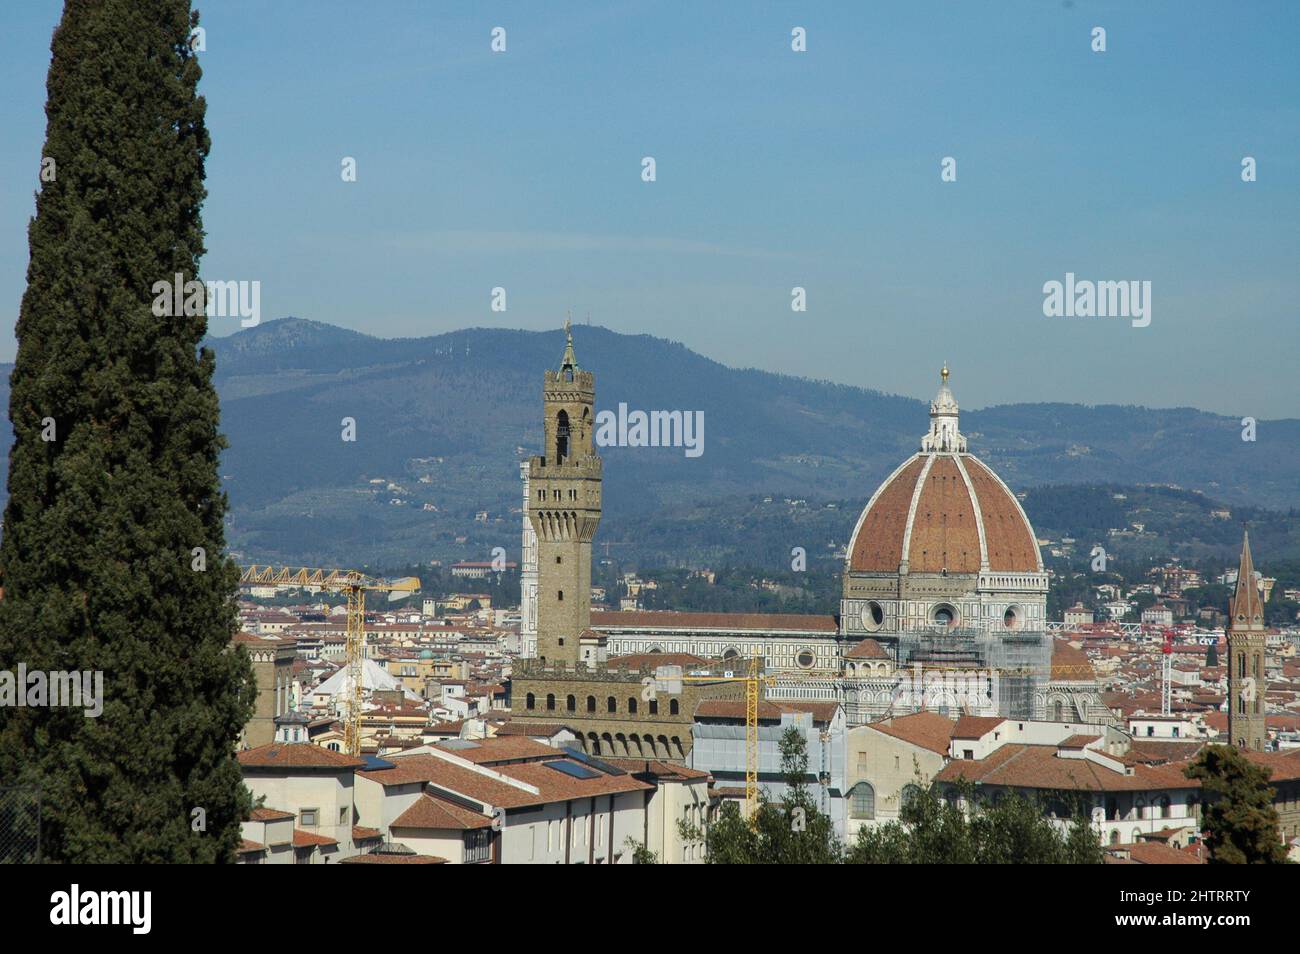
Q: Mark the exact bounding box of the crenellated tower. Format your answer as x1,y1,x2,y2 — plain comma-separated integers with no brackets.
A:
527,320,602,667
1227,530,1267,752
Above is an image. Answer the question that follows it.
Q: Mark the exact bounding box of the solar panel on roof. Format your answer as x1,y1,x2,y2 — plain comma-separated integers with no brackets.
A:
560,746,626,776
361,755,395,771
546,760,600,780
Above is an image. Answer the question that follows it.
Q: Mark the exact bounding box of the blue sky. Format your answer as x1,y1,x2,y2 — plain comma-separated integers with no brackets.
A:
0,1,1296,414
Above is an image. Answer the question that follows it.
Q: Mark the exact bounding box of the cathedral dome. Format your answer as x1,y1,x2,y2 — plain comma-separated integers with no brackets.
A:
846,367,1041,577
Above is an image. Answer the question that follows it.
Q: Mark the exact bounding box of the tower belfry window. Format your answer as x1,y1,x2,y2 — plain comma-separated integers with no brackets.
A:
556,410,570,463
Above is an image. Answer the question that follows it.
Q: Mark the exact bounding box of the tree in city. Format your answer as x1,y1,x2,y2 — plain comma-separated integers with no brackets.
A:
0,0,254,862
845,781,1104,864
699,726,841,863
1185,745,1288,864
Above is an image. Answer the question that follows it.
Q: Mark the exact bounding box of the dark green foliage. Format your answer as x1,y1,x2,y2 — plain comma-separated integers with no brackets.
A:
699,727,842,864
699,734,1103,864
845,783,1104,865
1206,642,1219,667
1185,745,1289,864
0,0,253,862
625,838,658,864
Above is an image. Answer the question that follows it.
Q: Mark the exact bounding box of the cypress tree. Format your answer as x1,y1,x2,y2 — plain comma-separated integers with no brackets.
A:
1186,744,1289,864
0,0,254,862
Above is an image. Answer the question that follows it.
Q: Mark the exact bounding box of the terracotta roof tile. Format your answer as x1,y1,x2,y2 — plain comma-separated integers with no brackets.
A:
952,715,1006,740
865,711,957,755
845,638,889,660
339,853,446,864
591,610,837,634
249,807,295,821
292,829,338,848
238,742,364,769
695,699,840,724
391,794,492,830
936,744,1202,793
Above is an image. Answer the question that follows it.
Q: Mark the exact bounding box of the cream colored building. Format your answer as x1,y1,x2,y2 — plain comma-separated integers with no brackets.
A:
844,711,956,836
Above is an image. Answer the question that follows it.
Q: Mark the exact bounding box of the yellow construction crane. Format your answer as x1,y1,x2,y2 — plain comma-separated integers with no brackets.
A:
238,565,420,755
672,656,1097,820
666,656,775,820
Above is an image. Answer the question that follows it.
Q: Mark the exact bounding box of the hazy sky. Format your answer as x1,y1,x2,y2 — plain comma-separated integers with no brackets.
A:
0,1,1296,415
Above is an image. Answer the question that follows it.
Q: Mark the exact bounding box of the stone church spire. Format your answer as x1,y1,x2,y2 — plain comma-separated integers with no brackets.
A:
920,362,967,453
1227,529,1267,752
1230,530,1264,624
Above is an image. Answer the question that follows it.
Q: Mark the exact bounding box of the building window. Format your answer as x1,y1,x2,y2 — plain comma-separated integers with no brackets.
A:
465,829,492,864
586,695,596,712
556,410,570,463
558,590,564,602
669,699,679,716
301,809,318,828
566,695,576,712
796,649,815,669
526,693,536,711
930,603,958,629
628,698,638,714
862,601,885,632
848,782,876,820
649,700,658,715
546,693,556,711
607,696,616,713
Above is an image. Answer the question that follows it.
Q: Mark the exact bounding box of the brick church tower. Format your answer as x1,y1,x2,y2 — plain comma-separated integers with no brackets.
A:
1227,530,1267,752
527,320,602,667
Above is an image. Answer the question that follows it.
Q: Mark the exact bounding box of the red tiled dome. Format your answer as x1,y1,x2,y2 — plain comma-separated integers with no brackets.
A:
847,453,1040,575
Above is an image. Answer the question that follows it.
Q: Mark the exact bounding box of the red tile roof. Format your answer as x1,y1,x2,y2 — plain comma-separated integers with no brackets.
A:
591,610,838,633
937,744,1201,793
604,758,712,781
952,715,1006,740
607,652,710,670
694,699,840,724
435,737,562,765
391,794,493,830
339,853,446,864
845,638,889,660
1108,842,1205,865
249,807,295,821
1051,641,1096,682
865,711,957,755
493,721,573,737
238,742,364,769
292,829,338,848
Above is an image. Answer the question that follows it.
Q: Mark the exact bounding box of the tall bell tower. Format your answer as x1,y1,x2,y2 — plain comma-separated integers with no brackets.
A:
1227,530,1267,752
527,320,602,667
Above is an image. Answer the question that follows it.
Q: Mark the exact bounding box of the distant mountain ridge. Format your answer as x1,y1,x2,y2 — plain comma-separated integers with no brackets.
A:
0,317,1296,566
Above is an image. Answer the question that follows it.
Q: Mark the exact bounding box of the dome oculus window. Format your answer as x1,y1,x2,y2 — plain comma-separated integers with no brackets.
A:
931,603,959,629
796,649,816,669
861,601,885,632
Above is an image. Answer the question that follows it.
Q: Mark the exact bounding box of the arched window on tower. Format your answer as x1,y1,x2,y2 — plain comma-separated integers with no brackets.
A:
556,410,570,463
